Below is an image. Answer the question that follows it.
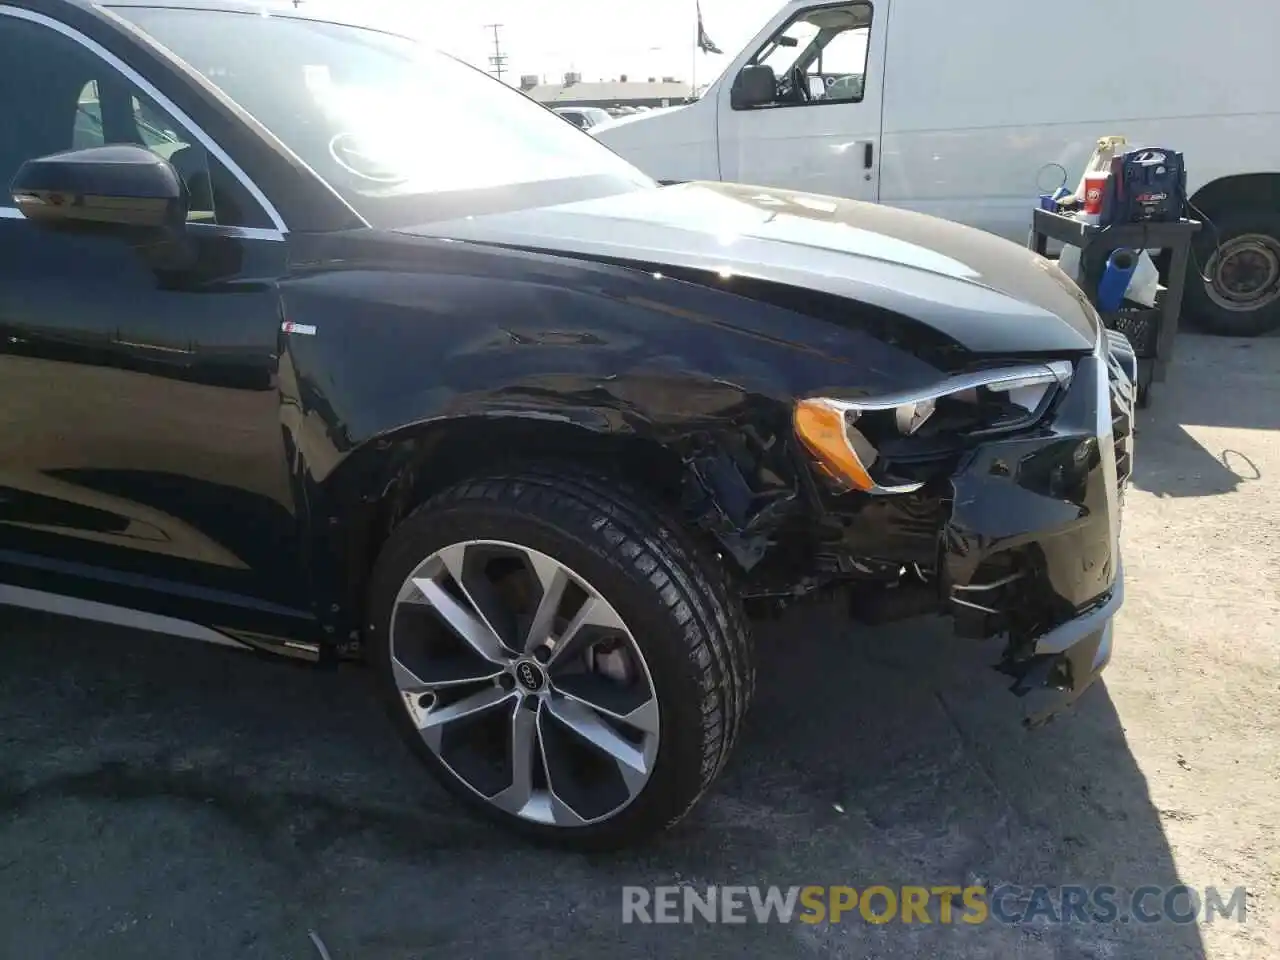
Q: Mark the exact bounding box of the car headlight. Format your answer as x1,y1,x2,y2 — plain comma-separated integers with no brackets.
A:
793,361,1074,495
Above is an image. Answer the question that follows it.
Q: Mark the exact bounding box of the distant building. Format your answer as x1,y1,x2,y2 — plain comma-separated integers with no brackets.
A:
521,72,693,110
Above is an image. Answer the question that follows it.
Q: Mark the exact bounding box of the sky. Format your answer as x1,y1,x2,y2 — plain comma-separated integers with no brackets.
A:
357,0,784,87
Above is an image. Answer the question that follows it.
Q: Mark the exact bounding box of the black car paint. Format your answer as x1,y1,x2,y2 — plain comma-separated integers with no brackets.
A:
272,226,963,631
0,212,312,642
401,181,1100,356
0,0,1121,718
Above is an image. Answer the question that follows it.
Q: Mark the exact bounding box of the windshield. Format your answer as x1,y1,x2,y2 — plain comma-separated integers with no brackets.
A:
115,7,655,228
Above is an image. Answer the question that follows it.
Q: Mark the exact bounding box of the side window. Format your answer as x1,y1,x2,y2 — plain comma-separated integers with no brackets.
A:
0,15,270,228
757,18,820,76
72,81,105,149
742,3,872,108
812,27,869,101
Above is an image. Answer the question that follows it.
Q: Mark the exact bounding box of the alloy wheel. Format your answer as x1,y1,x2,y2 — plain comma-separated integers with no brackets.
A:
389,540,660,827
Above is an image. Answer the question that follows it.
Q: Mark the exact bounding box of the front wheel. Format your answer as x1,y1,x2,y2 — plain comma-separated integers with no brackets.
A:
365,468,754,849
1185,207,1280,337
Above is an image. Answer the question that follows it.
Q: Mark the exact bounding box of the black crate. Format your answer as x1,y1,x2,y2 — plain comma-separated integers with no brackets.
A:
1101,307,1161,357
1030,210,1201,407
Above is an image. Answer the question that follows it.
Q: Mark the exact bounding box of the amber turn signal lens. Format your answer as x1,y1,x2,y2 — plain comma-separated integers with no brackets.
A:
793,399,875,492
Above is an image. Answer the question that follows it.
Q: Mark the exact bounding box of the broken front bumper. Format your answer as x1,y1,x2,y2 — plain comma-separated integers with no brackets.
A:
943,328,1134,724
1008,565,1122,725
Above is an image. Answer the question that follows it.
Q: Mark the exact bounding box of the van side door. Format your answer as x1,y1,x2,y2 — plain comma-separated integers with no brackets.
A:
715,1,888,202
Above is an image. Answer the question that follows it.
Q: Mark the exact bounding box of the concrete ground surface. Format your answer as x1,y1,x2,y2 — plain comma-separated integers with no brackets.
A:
0,333,1276,959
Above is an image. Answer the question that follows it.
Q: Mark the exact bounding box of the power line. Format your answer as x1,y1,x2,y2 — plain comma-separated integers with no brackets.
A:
484,23,508,82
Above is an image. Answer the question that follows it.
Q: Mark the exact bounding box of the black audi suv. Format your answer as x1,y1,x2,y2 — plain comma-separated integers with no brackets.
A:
0,0,1134,847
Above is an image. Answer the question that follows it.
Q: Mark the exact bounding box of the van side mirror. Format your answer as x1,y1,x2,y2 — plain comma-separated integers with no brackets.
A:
731,64,778,110
10,144,188,231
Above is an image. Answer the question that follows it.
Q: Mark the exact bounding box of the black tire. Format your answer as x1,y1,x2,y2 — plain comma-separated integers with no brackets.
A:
365,467,754,849
1185,206,1280,337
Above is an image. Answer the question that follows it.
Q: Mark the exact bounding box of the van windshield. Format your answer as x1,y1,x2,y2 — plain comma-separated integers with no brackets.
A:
116,7,656,227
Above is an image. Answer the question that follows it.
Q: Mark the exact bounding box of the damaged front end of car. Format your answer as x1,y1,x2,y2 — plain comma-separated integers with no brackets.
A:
695,325,1136,726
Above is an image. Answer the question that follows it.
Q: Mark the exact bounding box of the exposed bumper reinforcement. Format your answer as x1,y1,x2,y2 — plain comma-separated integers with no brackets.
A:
1004,559,1124,727
1033,558,1124,656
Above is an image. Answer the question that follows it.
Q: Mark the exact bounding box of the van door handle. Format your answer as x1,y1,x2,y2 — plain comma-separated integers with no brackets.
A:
863,142,875,169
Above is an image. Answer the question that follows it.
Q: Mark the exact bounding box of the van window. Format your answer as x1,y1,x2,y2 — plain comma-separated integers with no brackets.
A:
757,18,821,75
740,2,872,109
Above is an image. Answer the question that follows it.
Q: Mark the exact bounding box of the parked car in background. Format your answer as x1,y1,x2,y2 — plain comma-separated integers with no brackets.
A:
552,106,612,129
593,0,1280,336
2,0,1131,848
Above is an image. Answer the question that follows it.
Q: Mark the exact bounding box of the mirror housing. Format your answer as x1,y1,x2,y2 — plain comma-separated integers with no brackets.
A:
731,64,778,110
10,144,188,230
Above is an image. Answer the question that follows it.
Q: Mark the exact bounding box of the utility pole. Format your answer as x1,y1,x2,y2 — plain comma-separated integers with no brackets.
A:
485,23,508,83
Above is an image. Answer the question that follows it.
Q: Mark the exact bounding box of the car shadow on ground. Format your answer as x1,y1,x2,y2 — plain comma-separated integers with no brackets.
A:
1131,333,1278,499
0,603,1205,959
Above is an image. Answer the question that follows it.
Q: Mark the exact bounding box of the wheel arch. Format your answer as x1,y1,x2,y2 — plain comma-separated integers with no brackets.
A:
1189,172,1280,216
311,409,799,647
366,412,692,533
1182,172,1280,336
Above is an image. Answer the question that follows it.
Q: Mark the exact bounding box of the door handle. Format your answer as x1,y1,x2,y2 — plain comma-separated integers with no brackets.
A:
863,142,875,169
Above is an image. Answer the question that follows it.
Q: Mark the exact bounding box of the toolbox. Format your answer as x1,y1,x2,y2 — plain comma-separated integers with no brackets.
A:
1029,209,1200,408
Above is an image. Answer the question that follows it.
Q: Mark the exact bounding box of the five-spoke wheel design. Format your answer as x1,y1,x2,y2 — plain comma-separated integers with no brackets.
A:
390,540,660,827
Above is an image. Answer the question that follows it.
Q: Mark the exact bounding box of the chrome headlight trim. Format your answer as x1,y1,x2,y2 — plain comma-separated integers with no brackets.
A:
795,360,1076,497
826,361,1075,415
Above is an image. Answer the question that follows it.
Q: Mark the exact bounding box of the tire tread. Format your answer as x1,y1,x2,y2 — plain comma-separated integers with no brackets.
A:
379,464,754,840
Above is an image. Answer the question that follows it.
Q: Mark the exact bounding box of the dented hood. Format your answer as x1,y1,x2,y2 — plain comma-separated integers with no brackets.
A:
398,181,1099,354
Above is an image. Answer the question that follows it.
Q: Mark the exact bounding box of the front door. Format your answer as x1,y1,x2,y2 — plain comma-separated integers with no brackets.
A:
0,10,312,641
715,1,887,202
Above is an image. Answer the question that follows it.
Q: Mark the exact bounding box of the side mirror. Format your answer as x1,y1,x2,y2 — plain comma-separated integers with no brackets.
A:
10,144,188,231
731,64,778,110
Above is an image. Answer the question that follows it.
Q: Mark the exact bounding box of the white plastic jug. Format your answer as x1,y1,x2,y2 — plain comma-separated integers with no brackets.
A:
1074,135,1128,201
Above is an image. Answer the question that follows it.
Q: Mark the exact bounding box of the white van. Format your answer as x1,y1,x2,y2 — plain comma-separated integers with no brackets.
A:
593,0,1280,336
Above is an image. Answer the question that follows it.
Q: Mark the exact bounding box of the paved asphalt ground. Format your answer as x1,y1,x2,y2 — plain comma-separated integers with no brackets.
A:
0,334,1276,959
